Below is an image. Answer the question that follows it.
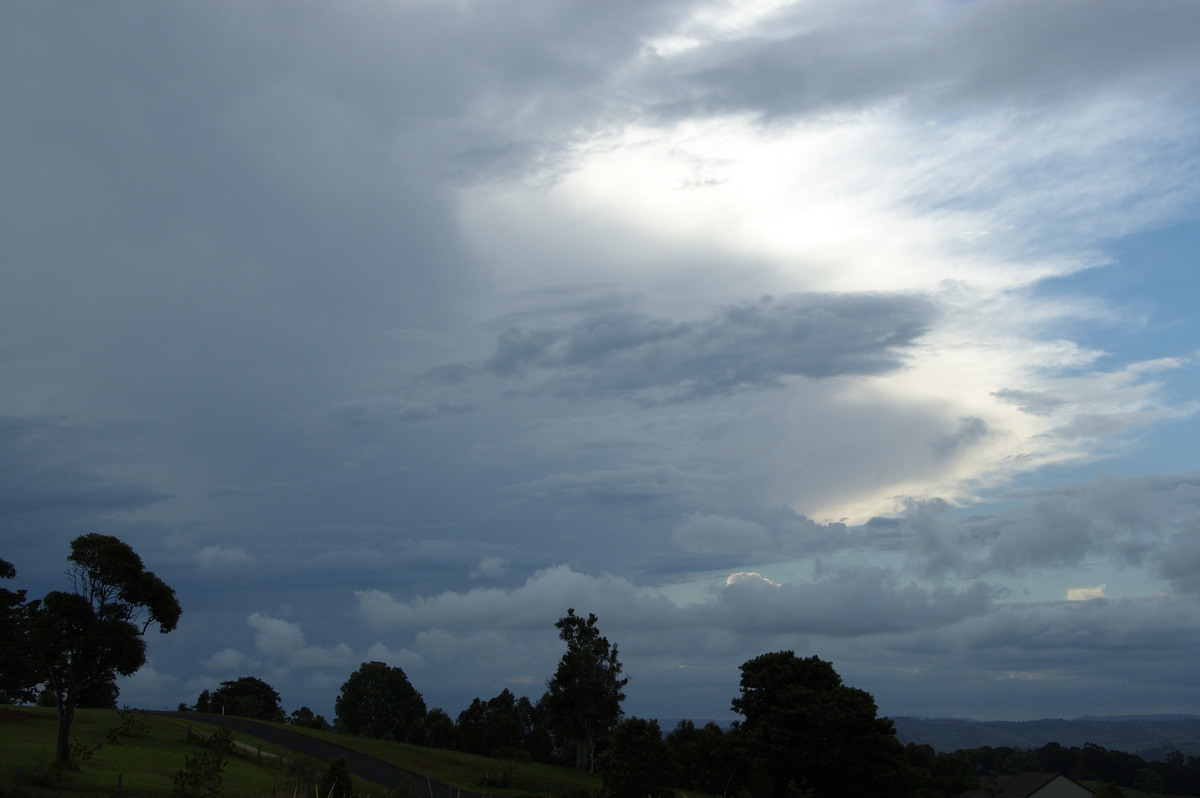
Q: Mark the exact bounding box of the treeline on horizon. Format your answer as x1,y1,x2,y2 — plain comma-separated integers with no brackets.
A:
893,715,1200,761
179,666,1200,798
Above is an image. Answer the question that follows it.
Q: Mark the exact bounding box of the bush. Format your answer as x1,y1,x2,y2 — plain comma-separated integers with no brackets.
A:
172,749,226,798
319,757,355,798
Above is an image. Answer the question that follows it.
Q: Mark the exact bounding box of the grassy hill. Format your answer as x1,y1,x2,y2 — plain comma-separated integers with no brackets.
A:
0,706,313,797
0,705,604,798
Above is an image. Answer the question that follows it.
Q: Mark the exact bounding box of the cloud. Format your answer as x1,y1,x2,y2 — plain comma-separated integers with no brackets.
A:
247,613,356,670
201,648,252,672
197,546,254,572
0,415,170,525
470,557,509,580
724,571,779,588
363,643,427,673
897,472,1200,588
483,293,932,404
674,514,773,554
356,562,991,642
1066,585,1106,601
5,0,1200,725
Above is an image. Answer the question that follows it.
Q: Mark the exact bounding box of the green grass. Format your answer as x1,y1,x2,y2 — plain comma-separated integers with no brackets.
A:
0,706,605,798
0,706,374,797
2,706,718,798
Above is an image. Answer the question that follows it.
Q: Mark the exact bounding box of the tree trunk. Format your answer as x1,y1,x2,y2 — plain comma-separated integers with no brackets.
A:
574,725,595,772
54,698,75,764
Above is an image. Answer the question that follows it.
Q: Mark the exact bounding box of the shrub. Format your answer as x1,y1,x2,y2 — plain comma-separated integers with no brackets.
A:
319,757,354,798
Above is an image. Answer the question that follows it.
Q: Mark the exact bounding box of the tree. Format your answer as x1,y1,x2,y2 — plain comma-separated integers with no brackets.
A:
458,688,525,755
666,719,732,795
335,661,426,739
27,534,180,764
288,705,328,729
416,707,462,750
730,651,907,798
543,608,628,772
37,674,119,709
597,716,673,798
0,557,39,704
202,676,284,721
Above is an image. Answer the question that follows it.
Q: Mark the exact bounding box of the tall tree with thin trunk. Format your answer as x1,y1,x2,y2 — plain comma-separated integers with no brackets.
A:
543,608,627,773
28,534,180,764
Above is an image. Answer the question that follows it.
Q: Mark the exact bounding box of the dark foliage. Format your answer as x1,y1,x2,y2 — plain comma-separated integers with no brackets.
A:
0,557,39,704
24,534,180,763
729,651,909,798
543,608,628,772
597,716,673,798
335,661,426,740
319,756,354,798
201,676,285,721
665,719,734,795
956,741,1200,796
457,688,553,760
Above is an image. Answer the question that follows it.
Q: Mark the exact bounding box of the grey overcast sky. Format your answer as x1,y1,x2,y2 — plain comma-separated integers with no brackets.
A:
4,0,1200,723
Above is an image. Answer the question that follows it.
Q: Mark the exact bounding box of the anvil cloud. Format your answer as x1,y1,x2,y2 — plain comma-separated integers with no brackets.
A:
3,0,1200,722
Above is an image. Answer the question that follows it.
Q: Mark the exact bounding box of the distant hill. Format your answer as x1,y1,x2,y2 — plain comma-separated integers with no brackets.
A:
891,715,1200,760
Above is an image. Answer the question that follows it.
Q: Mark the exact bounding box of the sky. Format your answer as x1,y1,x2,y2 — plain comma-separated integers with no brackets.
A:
3,0,1200,725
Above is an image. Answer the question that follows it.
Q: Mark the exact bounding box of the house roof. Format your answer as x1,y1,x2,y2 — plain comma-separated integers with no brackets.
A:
962,772,1095,798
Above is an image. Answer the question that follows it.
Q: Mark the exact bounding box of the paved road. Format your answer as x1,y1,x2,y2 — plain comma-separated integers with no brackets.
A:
157,712,485,798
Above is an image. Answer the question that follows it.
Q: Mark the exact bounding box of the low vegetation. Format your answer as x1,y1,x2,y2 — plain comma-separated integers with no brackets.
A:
0,704,611,798
0,706,362,798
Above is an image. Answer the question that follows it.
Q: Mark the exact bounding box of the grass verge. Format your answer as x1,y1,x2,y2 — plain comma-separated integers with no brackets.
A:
0,705,369,797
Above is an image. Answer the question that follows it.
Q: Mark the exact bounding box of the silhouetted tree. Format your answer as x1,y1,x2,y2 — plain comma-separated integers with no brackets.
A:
335,661,426,740
730,651,908,798
27,534,180,763
543,609,628,772
203,676,284,721
597,716,672,798
0,558,38,704
665,719,733,796
417,707,462,749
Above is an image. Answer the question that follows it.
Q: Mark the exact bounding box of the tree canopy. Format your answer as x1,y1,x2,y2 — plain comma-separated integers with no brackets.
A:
25,534,181,763
335,661,426,739
597,716,673,798
543,608,628,772
730,651,906,798
0,557,38,704
198,676,285,721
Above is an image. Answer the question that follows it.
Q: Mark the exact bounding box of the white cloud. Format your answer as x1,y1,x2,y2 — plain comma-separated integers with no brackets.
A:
470,556,509,580
1066,584,1106,601
201,648,251,672
364,642,427,672
246,613,356,670
724,571,779,588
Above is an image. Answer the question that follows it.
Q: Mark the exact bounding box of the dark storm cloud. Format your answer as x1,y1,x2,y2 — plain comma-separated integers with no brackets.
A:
0,415,169,522
484,293,932,403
